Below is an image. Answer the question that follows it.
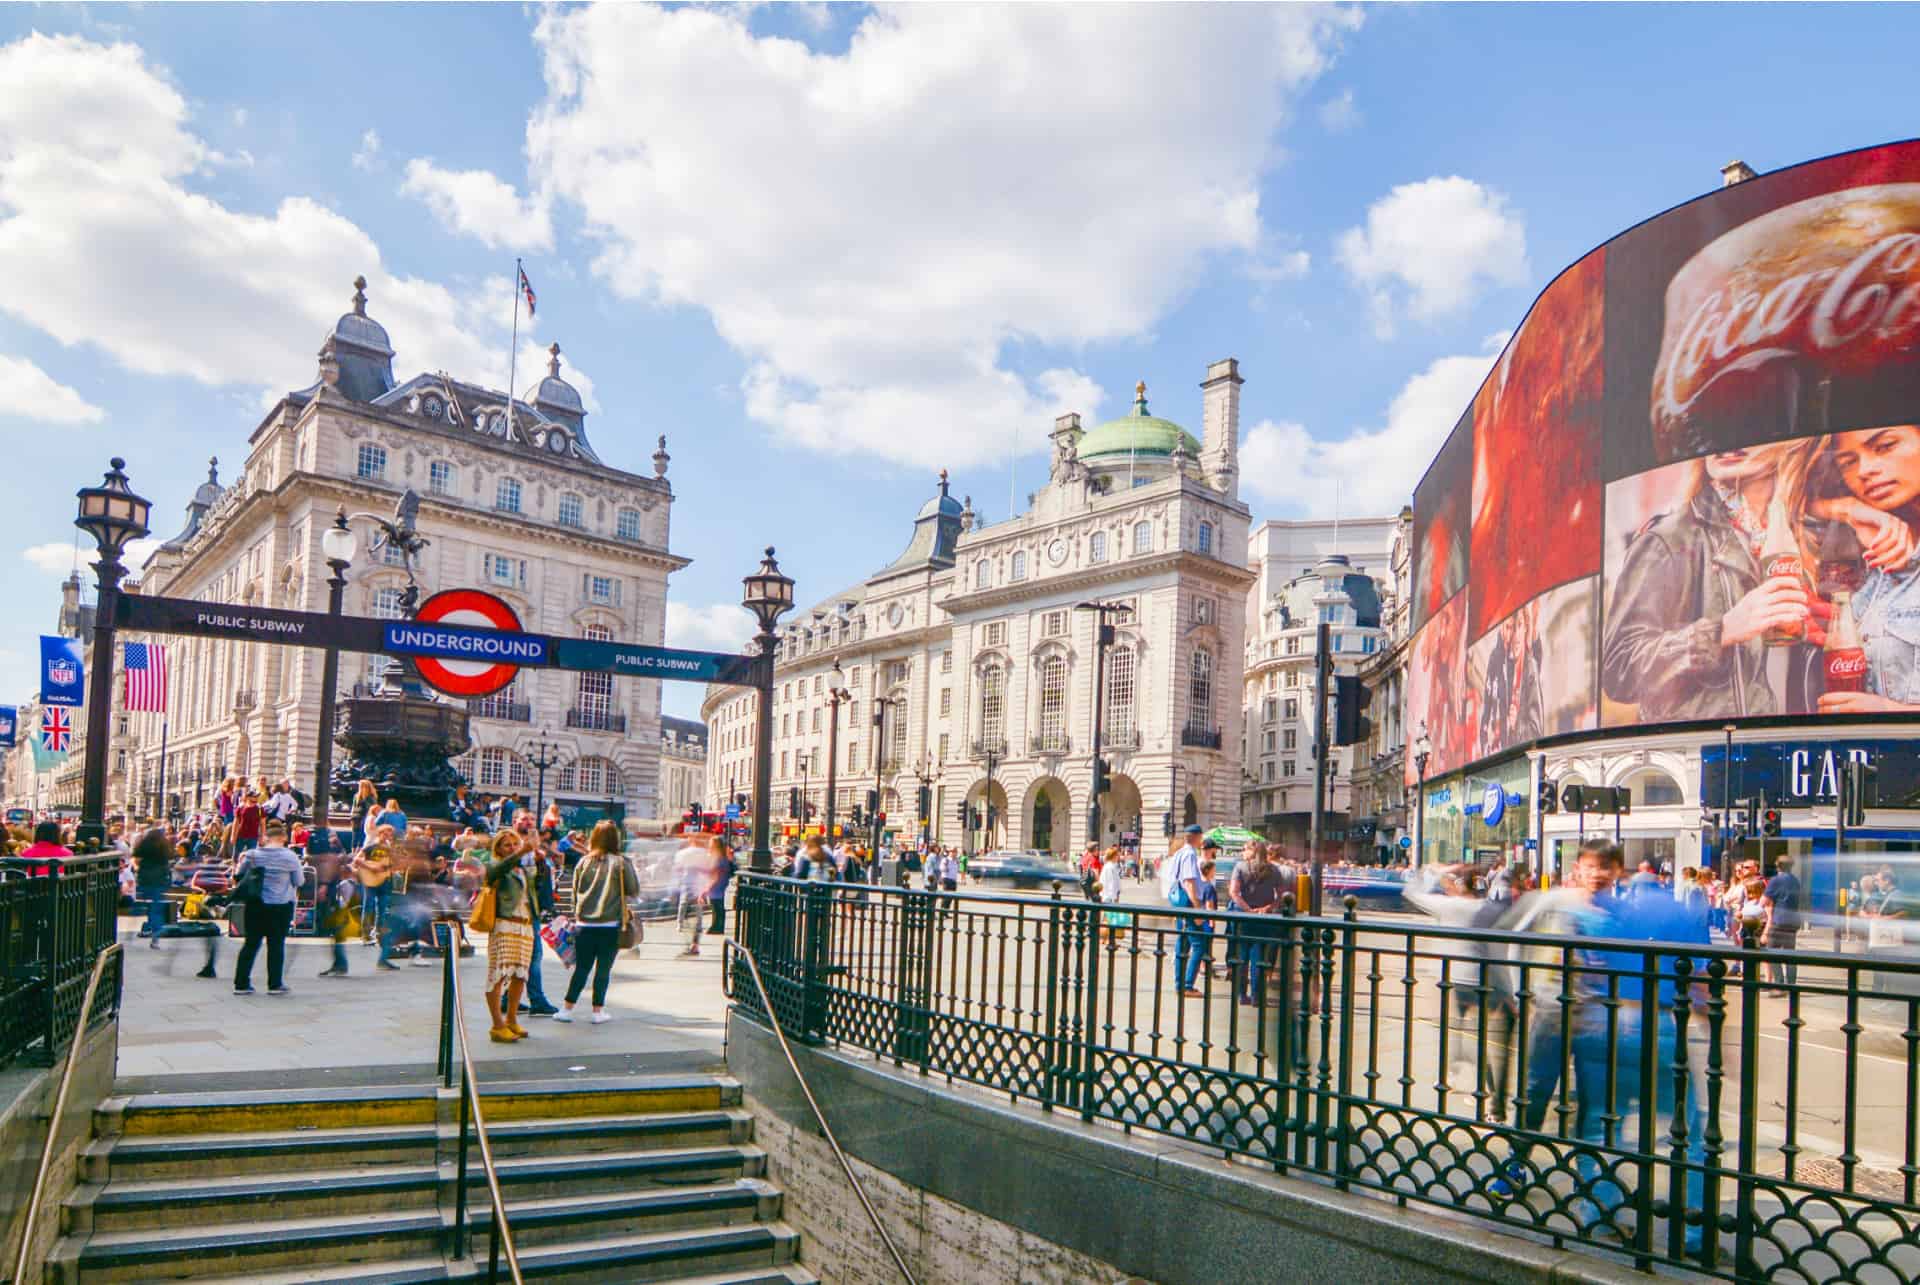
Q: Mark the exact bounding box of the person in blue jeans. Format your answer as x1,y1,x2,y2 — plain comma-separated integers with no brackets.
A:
1163,825,1209,995
132,827,174,946
1499,840,1710,1255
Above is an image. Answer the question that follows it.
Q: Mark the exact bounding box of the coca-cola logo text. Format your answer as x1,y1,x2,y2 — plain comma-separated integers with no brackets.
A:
1656,208,1920,426
1827,651,1869,678
1765,554,1804,579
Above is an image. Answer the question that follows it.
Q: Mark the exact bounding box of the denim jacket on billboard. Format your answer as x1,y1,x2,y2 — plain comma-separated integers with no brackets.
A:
1852,560,1920,705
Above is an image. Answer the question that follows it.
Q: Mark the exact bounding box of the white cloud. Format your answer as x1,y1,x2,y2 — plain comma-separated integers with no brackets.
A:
1241,335,1508,518
0,355,105,424
0,34,527,405
1319,88,1359,132
1335,176,1527,338
522,3,1358,469
400,158,553,252
352,127,381,171
22,541,80,574
665,601,756,653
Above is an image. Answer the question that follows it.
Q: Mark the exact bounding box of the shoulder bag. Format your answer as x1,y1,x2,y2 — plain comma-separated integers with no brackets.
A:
469,882,498,934
618,858,643,949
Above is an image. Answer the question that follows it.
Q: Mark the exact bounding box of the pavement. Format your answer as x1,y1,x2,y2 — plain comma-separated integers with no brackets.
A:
113,917,732,1092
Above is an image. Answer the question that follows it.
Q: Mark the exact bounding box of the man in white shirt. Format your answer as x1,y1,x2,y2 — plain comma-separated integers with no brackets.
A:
266,782,299,824
1164,825,1208,996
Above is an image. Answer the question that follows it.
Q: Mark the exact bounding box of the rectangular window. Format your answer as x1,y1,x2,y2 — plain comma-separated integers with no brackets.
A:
1106,644,1136,743
811,708,821,732
616,508,641,540
1263,760,1274,782
356,444,386,480
1282,760,1295,778
428,460,454,495
780,751,788,775
484,553,524,588
558,493,585,528
1088,531,1107,564
589,575,615,603
1198,522,1214,555
885,659,909,687
1009,551,1027,581
1285,636,1300,655
1262,698,1277,723
941,651,953,674
1262,731,1276,752
984,622,1006,648
1133,521,1153,554
848,742,860,772
979,666,1006,746
939,689,951,717
1285,699,1298,720
1043,610,1066,637
1193,597,1213,625
495,478,522,513
1283,729,1297,750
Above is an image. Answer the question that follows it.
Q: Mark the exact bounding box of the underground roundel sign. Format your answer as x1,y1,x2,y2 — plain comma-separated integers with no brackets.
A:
393,588,542,699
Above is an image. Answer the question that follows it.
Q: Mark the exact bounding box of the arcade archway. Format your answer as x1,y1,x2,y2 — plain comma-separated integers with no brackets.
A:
1023,776,1070,855
1101,772,1144,850
965,778,1009,854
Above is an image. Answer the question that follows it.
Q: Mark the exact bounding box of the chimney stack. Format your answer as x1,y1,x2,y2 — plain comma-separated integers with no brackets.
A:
1199,358,1242,499
1721,159,1758,188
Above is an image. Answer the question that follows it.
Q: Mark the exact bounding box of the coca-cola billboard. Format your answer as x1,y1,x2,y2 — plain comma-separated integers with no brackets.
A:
1408,140,1920,786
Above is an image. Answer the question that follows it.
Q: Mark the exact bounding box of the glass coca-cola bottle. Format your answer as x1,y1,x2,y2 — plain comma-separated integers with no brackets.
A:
1824,590,1869,694
1760,494,1810,646
1818,517,1867,597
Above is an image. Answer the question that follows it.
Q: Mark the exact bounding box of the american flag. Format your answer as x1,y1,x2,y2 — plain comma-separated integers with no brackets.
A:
123,642,168,712
41,707,71,754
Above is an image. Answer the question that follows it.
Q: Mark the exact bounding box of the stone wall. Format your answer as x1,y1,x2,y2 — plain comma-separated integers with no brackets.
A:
0,1020,120,1281
728,1011,1641,1285
743,1094,1137,1284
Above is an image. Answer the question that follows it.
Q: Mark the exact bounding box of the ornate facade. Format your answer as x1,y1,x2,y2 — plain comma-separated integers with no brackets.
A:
119,277,686,824
704,361,1255,855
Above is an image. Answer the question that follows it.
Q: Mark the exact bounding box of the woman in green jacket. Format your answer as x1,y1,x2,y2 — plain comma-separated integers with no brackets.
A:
483,829,536,1042
555,820,636,1024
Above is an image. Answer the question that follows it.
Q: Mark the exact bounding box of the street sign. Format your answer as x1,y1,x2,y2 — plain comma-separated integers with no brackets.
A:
1398,836,1412,849
118,593,385,650
725,802,742,820
396,589,541,698
549,637,759,685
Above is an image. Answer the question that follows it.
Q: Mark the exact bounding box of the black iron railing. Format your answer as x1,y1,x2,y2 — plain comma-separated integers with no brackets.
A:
1181,726,1223,749
0,854,124,1068
565,708,626,733
727,874,1920,1282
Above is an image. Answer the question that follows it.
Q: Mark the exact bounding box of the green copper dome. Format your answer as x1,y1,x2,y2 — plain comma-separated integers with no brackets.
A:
1076,382,1200,461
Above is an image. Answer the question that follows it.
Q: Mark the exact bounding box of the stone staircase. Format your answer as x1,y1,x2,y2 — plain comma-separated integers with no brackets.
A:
46,1073,814,1284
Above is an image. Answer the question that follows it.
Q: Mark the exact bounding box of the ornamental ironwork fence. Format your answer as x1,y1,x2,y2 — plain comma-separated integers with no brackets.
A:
727,873,1920,1282
0,853,123,1068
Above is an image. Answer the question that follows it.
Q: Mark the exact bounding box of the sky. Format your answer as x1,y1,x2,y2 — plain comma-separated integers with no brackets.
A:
1,2,1916,722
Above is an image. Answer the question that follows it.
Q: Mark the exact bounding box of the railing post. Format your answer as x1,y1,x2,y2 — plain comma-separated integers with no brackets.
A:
1041,882,1065,1112
1272,893,1296,1174
1634,945,1660,1269
1334,897,1358,1191
1080,896,1101,1124
453,1060,472,1259
438,920,455,1089
1734,957,1761,1280
892,890,932,1068
800,882,833,1043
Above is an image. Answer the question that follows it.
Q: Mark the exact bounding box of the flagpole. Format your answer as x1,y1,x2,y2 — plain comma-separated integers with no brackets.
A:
157,716,169,824
506,257,521,441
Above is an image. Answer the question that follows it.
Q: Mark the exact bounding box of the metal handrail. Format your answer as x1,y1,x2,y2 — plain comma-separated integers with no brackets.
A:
723,934,917,1285
12,942,120,1285
434,919,524,1284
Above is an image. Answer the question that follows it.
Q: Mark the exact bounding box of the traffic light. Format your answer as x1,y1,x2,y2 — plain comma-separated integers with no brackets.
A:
866,788,880,814
1616,788,1631,818
986,804,998,829
1333,675,1373,746
1586,785,1617,814
1539,780,1558,814
1762,806,1782,838
1745,796,1760,836
1561,783,1586,813
689,800,702,816
850,804,864,828
1092,757,1111,798
788,787,801,817
917,785,932,818
1162,810,1175,838
876,812,887,829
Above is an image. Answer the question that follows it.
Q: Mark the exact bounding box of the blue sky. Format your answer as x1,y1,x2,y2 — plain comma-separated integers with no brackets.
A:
1,3,1915,720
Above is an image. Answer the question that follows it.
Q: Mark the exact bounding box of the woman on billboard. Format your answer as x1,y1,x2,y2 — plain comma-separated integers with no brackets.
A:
1603,441,1822,722
1814,425,1920,712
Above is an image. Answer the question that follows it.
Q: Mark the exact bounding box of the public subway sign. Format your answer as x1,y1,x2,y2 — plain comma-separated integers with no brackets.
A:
1701,739,1920,811
550,637,759,686
117,594,385,651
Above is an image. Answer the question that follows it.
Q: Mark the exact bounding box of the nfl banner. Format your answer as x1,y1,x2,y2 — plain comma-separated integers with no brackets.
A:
0,705,14,749
39,635,84,708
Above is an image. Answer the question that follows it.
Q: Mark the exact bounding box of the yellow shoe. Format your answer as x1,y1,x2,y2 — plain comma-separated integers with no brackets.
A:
489,1026,520,1043
508,1023,529,1038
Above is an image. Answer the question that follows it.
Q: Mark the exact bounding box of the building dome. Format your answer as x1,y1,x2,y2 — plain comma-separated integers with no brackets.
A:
536,342,583,413
1076,382,1200,463
917,469,964,520
331,277,393,356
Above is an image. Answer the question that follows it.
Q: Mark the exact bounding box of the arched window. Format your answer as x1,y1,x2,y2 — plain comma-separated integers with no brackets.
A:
1187,648,1214,736
575,623,617,728
979,666,1006,749
495,477,522,513
1133,521,1153,555
557,492,585,528
1106,645,1136,743
975,559,991,589
616,508,641,540
1038,656,1067,751
1627,770,1684,807
1197,521,1214,555
1010,551,1027,581
1183,792,1199,827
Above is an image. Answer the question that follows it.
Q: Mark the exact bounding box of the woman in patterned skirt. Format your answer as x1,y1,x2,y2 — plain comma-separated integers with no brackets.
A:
483,829,536,1043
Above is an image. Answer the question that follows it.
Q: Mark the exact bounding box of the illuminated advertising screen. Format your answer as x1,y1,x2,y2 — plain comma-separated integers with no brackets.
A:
1409,139,1920,784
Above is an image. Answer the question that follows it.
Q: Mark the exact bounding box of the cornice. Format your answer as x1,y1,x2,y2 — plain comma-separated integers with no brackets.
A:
941,549,1254,615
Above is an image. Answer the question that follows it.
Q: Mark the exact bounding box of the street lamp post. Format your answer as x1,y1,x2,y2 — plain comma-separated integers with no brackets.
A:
871,694,902,854
740,548,795,872
981,745,1001,853
1412,725,1432,869
309,508,356,855
1076,600,1130,852
823,660,851,845
527,734,562,824
1721,722,1737,879
911,755,941,847
74,458,152,846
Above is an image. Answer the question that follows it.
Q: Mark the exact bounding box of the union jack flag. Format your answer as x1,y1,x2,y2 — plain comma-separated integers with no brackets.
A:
41,707,71,754
518,264,536,318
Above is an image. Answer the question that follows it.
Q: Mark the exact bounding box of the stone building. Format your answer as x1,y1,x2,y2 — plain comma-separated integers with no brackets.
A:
120,277,686,827
703,362,1255,855
1346,507,1415,861
1239,515,1400,856
658,715,708,820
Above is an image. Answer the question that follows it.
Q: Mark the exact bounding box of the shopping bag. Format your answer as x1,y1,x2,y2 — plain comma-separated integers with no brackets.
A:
542,914,577,968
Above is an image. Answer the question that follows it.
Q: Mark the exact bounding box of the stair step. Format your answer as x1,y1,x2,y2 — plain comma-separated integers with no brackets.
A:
68,1209,445,1282
467,1179,778,1246
89,1122,438,1181
474,1075,742,1123
81,1163,441,1232
184,1248,820,1285
488,1144,767,1198
483,1108,749,1158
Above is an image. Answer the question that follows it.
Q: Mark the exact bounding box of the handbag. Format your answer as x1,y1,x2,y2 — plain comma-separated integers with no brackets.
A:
469,884,498,934
618,859,643,949
233,864,265,904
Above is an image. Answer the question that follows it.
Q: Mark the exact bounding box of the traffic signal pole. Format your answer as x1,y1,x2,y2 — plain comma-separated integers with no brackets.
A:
1309,621,1331,916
